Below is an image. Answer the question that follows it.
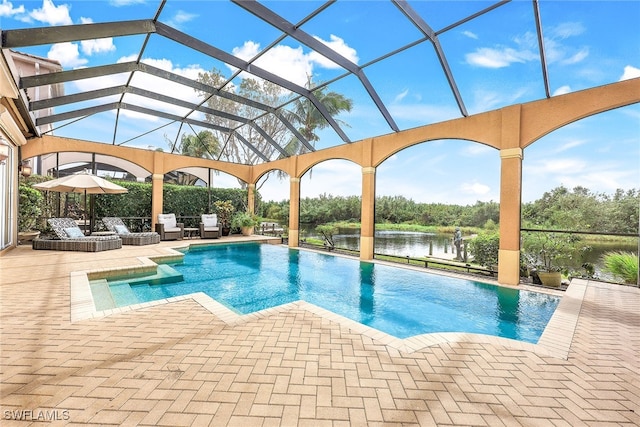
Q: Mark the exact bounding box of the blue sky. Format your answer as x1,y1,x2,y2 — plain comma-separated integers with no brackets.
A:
1,0,638,204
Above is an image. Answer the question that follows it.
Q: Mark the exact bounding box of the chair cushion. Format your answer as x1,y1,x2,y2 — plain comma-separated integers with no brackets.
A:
114,224,130,235
203,226,219,232
202,214,218,227
64,227,85,239
158,214,177,229
164,227,182,233
48,218,82,240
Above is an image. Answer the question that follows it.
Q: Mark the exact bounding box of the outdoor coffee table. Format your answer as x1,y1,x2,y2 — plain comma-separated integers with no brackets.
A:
183,227,199,239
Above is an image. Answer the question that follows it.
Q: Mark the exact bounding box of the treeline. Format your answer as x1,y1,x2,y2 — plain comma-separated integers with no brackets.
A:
258,186,639,234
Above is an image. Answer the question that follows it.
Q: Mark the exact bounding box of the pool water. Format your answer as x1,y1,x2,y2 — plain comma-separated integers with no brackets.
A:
95,242,561,343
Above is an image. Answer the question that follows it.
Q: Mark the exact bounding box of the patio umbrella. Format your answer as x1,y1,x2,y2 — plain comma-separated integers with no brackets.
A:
33,170,128,232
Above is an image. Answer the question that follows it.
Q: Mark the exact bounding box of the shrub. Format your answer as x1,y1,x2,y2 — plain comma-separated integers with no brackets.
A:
18,184,43,231
602,251,638,284
316,224,339,249
521,231,580,272
468,232,499,268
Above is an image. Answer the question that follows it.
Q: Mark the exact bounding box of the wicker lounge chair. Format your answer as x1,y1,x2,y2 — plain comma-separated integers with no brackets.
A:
155,213,184,241
33,218,122,252
199,214,221,239
102,217,160,245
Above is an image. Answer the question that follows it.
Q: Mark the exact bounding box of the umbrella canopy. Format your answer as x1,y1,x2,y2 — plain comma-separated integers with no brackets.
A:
34,170,128,233
33,170,128,194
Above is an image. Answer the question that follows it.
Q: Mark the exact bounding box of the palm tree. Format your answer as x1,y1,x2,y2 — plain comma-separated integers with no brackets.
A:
283,74,353,154
179,130,221,159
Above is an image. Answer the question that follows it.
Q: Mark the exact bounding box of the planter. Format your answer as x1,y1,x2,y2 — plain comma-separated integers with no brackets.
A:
221,227,231,236
18,230,40,245
240,226,254,236
537,271,562,288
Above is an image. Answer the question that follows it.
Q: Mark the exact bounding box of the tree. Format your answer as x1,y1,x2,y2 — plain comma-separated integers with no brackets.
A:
178,130,221,159
282,74,352,153
196,69,352,166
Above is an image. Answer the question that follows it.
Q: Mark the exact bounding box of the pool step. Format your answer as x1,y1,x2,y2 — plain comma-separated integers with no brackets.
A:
90,264,184,310
110,282,140,308
90,279,116,311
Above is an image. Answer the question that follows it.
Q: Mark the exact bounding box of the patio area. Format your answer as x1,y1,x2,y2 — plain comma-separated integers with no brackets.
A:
1,239,639,426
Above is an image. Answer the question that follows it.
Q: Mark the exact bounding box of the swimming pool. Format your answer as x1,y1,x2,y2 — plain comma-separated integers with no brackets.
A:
93,242,560,343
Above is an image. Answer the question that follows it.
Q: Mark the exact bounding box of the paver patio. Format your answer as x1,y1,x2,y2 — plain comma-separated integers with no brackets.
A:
1,239,638,426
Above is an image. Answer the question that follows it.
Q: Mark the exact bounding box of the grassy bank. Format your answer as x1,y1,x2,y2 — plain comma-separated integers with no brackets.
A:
330,221,481,236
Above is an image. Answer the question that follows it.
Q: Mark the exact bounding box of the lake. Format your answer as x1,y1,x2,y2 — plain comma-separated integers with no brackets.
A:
299,225,637,278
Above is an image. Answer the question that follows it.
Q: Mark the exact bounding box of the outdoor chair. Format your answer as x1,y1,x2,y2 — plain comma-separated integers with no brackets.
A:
199,214,221,239
102,217,160,246
33,218,122,252
155,213,184,241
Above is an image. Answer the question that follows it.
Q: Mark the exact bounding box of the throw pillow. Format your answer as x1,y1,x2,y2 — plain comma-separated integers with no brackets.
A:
114,224,130,235
159,214,176,228
202,215,217,227
64,227,85,239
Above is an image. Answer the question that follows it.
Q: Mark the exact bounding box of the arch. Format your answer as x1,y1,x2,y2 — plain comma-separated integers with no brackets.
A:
35,151,152,180
22,135,253,183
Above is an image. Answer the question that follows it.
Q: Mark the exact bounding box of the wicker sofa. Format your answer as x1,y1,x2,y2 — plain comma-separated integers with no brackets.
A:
33,218,122,252
102,217,160,245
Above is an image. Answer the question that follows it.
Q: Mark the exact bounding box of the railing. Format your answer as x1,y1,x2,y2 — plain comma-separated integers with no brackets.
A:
374,252,496,276
299,241,496,277
258,222,285,236
521,227,639,287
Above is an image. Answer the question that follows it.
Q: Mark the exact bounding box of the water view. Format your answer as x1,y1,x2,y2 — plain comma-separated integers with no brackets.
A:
301,226,636,276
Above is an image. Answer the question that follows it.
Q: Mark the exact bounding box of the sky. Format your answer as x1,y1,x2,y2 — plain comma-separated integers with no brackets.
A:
1,0,639,205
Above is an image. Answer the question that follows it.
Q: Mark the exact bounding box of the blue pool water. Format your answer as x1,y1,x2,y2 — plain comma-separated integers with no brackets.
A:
96,242,561,343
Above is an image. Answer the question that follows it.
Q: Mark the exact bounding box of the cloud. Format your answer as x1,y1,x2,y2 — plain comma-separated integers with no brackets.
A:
465,47,536,68
80,37,116,55
549,22,585,39
620,65,640,81
109,0,145,5
470,87,529,112
461,144,493,156
554,139,586,153
231,35,358,87
232,42,312,88
462,30,478,40
560,47,589,65
460,181,491,196
532,157,588,174
165,10,198,29
67,55,209,123
553,85,571,96
0,0,25,17
309,34,359,68
393,89,409,103
30,0,72,25
466,22,589,70
553,168,637,195
47,42,87,68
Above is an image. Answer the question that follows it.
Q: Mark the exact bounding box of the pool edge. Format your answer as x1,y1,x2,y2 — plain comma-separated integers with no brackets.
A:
70,243,583,360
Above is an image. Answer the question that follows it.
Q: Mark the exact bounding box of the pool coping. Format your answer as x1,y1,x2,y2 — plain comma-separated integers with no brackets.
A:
70,241,583,360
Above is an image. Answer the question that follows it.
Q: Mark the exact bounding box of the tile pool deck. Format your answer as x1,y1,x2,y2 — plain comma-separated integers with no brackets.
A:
1,238,639,426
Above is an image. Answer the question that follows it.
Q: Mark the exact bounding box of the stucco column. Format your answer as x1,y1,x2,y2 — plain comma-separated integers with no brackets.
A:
288,177,300,247
360,166,376,260
150,151,164,228
498,147,523,285
247,183,256,214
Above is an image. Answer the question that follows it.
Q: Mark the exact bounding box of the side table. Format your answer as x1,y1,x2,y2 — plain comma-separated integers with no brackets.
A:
183,227,199,239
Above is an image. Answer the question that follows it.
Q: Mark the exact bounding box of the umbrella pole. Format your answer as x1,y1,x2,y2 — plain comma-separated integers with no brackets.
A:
84,189,88,235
